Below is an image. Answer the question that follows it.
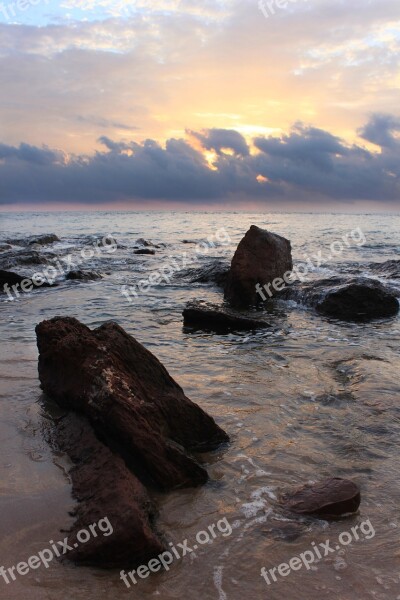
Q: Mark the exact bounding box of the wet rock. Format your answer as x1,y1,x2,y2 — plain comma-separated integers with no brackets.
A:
369,260,400,279
281,277,399,321
134,248,156,255
134,238,155,247
176,260,230,288
224,225,293,307
282,478,361,518
66,270,102,282
28,233,60,246
0,243,12,252
48,412,165,568
0,269,25,290
183,300,271,333
36,317,229,491
0,249,52,271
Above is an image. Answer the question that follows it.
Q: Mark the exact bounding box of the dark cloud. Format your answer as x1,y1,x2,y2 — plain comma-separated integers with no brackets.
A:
188,128,250,157
0,117,399,206
358,113,400,150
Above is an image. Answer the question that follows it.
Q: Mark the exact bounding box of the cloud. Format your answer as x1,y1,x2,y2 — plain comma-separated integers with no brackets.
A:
358,113,400,149
0,117,399,206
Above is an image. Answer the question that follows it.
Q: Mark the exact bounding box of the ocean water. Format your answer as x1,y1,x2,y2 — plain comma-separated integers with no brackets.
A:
0,211,399,600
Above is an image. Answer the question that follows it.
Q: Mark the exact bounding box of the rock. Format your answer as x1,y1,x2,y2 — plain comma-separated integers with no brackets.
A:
135,238,155,247
224,225,293,307
280,277,399,321
0,249,52,271
0,243,12,252
316,279,399,320
28,233,60,246
134,248,156,255
48,412,164,568
369,260,400,279
175,260,230,288
36,317,229,491
183,300,271,333
66,270,102,282
282,478,361,518
0,269,25,290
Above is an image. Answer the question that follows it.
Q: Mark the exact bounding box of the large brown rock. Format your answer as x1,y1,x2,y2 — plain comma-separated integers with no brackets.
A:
224,225,293,307
49,412,165,568
282,477,361,518
36,317,229,491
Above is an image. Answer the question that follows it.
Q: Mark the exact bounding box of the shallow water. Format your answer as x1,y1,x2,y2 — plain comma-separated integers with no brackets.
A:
0,211,399,600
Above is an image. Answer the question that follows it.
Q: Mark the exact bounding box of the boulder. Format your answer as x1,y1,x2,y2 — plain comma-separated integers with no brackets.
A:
0,243,12,252
280,277,399,321
36,317,229,491
183,300,271,333
48,412,164,568
0,249,51,270
134,238,155,247
66,270,102,282
282,478,361,518
224,226,293,307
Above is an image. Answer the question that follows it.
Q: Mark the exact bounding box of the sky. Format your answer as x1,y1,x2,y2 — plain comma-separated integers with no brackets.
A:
0,0,399,210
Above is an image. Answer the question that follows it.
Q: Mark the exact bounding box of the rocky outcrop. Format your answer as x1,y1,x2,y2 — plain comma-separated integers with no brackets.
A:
0,249,52,271
176,261,230,288
282,478,361,518
48,412,165,568
28,234,60,246
66,270,102,281
0,243,12,252
183,300,271,333
281,277,399,321
224,226,293,307
36,317,229,491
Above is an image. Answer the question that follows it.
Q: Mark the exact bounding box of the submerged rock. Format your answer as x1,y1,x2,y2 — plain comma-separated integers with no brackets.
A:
282,478,361,518
134,238,155,247
0,243,12,252
0,248,52,271
36,317,229,491
224,225,293,307
175,260,230,288
183,300,271,333
49,412,165,568
66,270,102,281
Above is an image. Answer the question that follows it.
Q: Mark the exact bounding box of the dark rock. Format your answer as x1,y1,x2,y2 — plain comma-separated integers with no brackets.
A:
280,277,399,321
224,225,293,307
36,317,229,491
0,243,12,252
66,270,102,282
369,260,400,279
28,233,60,246
282,478,361,518
134,238,155,247
176,260,230,288
134,248,156,255
0,249,52,271
0,269,25,289
183,300,271,333
48,412,164,568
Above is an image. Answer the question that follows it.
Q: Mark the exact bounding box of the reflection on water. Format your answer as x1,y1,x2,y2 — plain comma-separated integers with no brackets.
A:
0,212,399,600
